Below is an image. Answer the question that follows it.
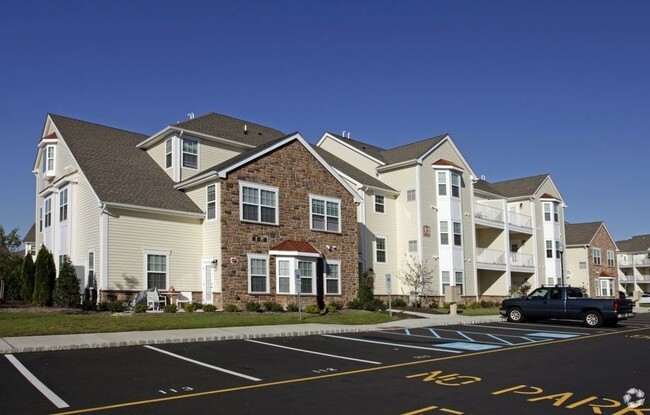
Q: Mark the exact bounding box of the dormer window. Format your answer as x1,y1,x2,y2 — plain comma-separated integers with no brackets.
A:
182,138,198,169
42,145,56,178
165,139,173,169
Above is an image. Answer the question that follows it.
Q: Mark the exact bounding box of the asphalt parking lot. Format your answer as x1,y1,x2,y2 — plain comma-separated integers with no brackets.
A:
2,314,649,415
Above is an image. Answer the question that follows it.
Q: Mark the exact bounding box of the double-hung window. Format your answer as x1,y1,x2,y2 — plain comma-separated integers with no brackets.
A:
206,185,216,220
298,260,315,294
598,278,613,296
555,241,561,259
146,253,168,290
440,221,449,245
407,189,416,201
453,222,462,246
376,237,387,263
441,271,450,292
310,196,340,232
408,240,417,252
451,173,460,197
44,198,52,228
277,259,292,294
546,240,553,258
544,203,551,221
374,195,385,213
438,172,447,196
165,139,173,169
455,271,464,294
59,188,68,222
241,182,278,225
42,145,55,177
182,138,198,169
325,261,341,295
248,254,269,294
607,250,615,267
553,203,559,222
593,248,601,265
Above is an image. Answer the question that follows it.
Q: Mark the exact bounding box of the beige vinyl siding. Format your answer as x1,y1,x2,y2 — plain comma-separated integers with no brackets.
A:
185,182,221,259
147,139,168,173
565,247,589,290
106,209,202,291
179,134,244,182
365,191,397,296
74,173,102,276
319,136,382,173
53,139,77,180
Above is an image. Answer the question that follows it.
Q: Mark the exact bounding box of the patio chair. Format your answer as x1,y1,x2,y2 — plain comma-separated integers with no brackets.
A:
176,291,192,309
146,290,165,310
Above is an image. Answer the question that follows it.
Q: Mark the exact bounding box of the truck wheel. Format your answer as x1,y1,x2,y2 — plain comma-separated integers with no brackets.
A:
582,311,603,328
506,308,524,323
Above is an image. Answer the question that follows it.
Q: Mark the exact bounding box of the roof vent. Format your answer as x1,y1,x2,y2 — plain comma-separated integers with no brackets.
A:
244,124,248,134
341,131,351,139
187,112,195,119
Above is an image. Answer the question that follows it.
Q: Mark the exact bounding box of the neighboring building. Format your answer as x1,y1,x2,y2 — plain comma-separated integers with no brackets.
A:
32,113,360,308
22,224,36,258
316,133,567,303
616,234,650,296
565,222,618,297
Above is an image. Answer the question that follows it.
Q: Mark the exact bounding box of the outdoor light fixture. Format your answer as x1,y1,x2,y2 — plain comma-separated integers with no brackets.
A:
211,259,218,268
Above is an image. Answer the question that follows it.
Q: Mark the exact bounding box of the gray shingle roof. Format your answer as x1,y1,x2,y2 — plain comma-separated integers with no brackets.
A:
488,174,549,198
565,222,604,245
473,179,504,196
312,147,397,192
175,113,286,146
616,234,650,252
50,114,203,214
327,133,447,165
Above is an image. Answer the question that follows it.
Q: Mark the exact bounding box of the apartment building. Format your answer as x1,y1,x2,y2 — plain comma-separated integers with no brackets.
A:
617,234,650,296
33,113,360,308
564,222,618,297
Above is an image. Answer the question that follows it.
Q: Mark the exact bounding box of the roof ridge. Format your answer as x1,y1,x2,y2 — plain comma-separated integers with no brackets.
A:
48,113,147,138
175,112,283,132
381,133,448,153
490,173,549,185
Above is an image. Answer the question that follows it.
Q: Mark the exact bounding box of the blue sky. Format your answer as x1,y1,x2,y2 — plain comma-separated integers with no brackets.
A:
1,0,648,243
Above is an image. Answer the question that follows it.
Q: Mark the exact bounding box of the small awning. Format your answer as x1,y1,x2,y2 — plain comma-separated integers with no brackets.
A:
269,240,322,258
599,270,614,278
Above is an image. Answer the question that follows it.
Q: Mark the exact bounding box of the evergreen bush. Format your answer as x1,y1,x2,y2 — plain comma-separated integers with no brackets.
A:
53,256,81,308
245,301,261,312
202,304,217,312
133,304,148,313
225,304,239,312
163,304,178,313
32,246,56,306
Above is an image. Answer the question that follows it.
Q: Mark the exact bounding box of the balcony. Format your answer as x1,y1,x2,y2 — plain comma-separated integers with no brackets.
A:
507,211,532,229
635,258,650,266
618,259,634,267
476,247,506,265
509,252,534,268
474,204,504,223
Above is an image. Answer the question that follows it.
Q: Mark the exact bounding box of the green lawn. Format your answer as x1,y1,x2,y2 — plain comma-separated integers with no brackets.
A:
0,310,399,337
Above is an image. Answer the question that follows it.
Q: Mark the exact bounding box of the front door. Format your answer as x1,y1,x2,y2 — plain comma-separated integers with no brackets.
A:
203,265,213,304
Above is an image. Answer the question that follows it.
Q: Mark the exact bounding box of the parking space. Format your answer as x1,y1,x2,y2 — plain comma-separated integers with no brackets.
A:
2,315,649,414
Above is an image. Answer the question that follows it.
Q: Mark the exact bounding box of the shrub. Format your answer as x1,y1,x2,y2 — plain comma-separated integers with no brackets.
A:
202,304,217,312
285,303,299,312
82,300,97,311
467,301,480,309
304,304,320,314
347,299,363,310
20,254,35,302
182,303,197,313
391,298,407,307
33,245,56,306
133,303,148,313
53,256,81,308
225,304,239,312
364,298,386,311
163,304,178,313
106,301,125,313
327,301,343,311
245,301,262,312
263,301,284,312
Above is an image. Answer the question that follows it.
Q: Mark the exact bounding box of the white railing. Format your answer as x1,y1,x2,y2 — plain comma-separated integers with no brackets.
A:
509,252,534,267
618,259,634,267
507,211,533,229
638,274,650,282
474,203,504,223
476,247,506,265
635,258,650,266
620,275,629,282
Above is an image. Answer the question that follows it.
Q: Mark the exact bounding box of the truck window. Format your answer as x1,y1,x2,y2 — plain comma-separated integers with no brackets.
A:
550,288,561,299
567,288,583,298
528,288,548,300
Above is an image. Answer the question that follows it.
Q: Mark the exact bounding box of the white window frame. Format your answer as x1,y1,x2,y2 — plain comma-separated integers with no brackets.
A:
455,271,464,295
297,259,316,295
408,240,417,252
453,222,462,246
375,236,387,264
606,250,615,267
87,251,95,287
437,171,447,196
544,203,551,221
182,138,199,170
59,188,68,222
374,194,385,214
248,254,269,294
441,270,450,293
325,260,341,295
593,248,601,265
440,221,449,245
598,278,613,297
309,195,341,233
165,138,173,169
44,198,52,228
144,250,170,290
276,258,292,294
43,144,56,176
553,203,559,222
451,172,460,198
546,240,553,258
240,182,279,225
206,184,216,221
407,189,416,202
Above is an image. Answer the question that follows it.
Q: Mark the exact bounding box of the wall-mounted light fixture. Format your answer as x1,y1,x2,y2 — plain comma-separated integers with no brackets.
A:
211,259,218,268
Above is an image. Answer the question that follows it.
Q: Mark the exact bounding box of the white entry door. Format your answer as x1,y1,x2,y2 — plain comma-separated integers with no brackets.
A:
203,265,213,304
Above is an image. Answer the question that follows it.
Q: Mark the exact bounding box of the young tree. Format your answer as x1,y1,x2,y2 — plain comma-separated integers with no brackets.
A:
21,254,35,302
33,246,56,306
0,225,23,301
398,254,436,306
53,256,81,308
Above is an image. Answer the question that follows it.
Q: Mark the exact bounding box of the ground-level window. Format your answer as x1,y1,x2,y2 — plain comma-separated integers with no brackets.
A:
88,251,95,286
277,259,291,294
146,252,168,290
298,260,316,294
248,254,269,294
325,261,341,295
455,271,464,295
598,278,613,297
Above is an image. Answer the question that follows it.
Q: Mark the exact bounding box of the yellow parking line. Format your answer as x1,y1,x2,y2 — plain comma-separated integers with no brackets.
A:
52,326,649,415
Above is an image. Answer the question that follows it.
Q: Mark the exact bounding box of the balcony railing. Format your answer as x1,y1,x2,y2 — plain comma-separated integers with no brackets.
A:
507,211,533,229
509,252,534,267
618,259,634,267
476,247,506,265
635,258,650,266
474,204,504,223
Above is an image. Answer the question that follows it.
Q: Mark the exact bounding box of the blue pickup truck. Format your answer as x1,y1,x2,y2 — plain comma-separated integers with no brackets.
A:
500,286,635,327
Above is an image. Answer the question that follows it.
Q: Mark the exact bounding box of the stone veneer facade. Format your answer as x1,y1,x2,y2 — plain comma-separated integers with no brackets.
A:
217,140,359,309
587,226,619,297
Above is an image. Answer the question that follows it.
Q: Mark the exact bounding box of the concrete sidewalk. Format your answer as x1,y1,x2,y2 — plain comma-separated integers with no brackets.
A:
0,313,503,354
